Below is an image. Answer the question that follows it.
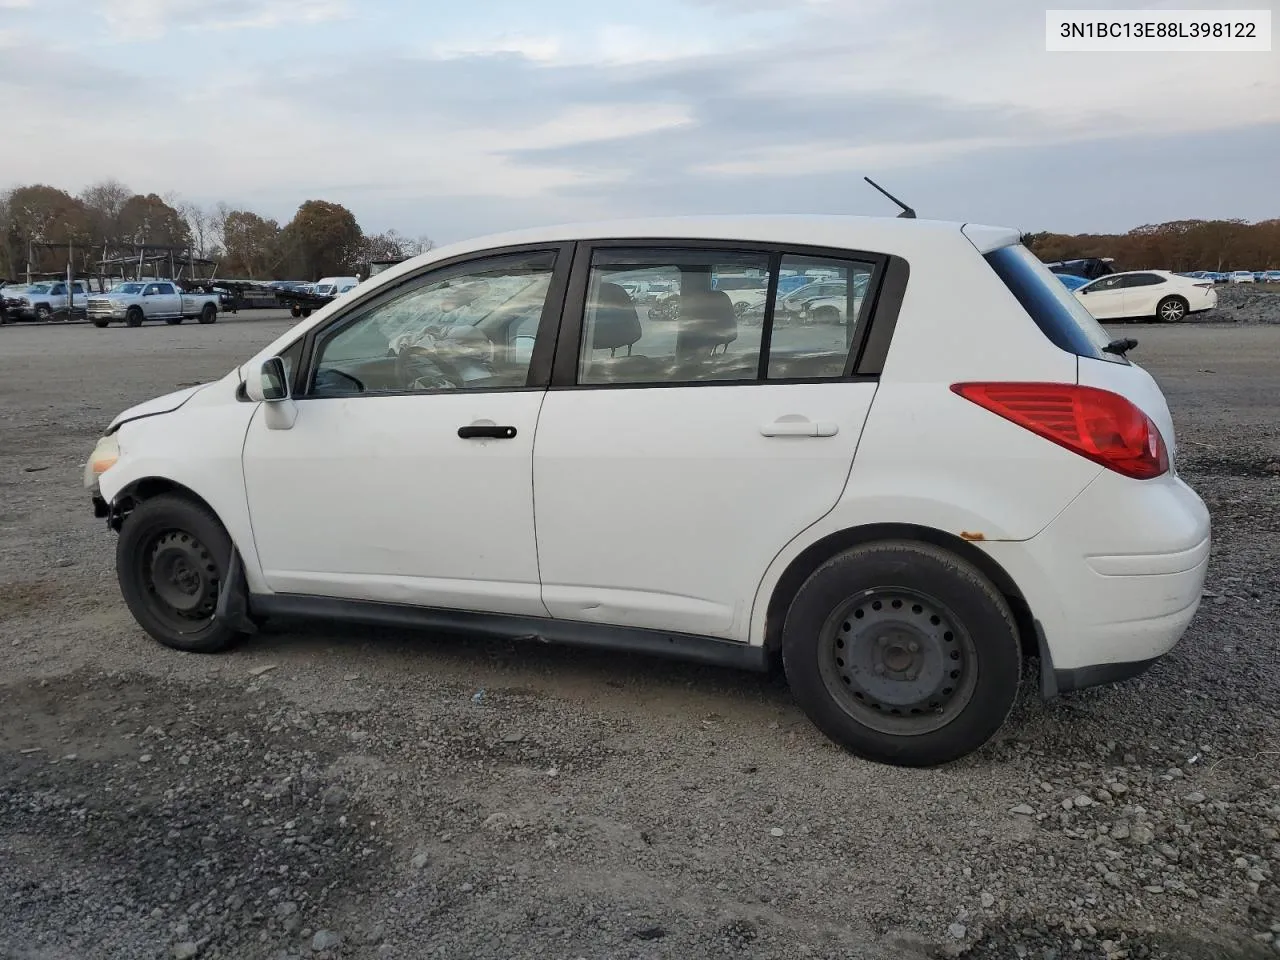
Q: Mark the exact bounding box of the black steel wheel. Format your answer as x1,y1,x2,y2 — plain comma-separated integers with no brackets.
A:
817,587,978,736
782,540,1021,767
198,303,217,324
116,494,245,653
125,307,144,327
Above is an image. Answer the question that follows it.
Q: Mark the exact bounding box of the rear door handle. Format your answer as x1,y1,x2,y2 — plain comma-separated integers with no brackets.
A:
458,424,518,440
760,416,838,438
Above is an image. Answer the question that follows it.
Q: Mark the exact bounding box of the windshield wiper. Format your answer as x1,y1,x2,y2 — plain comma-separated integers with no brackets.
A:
1103,337,1138,356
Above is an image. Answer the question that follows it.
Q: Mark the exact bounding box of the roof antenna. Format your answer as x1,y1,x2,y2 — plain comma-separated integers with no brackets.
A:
864,176,916,219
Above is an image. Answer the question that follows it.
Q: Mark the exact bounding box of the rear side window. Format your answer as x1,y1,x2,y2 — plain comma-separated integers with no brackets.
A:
985,244,1125,364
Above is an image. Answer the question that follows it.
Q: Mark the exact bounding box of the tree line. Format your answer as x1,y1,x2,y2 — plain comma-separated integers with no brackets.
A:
0,180,433,283
1024,218,1280,272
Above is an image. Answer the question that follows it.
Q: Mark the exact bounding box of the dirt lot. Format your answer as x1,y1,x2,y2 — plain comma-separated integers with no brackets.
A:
2,311,1279,960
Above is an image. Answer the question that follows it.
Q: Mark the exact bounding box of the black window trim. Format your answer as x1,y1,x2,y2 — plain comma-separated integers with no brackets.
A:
548,237,908,391
281,241,577,401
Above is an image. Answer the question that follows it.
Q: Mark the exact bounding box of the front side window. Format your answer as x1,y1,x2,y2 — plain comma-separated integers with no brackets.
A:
144,284,161,296
578,249,768,385
159,283,177,295
308,253,556,397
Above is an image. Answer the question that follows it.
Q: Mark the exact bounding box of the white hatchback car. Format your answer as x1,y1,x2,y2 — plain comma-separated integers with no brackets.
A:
1073,269,1217,322
84,216,1211,767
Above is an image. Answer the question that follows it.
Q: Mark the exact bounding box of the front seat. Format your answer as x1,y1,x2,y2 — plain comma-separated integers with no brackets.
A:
676,289,738,359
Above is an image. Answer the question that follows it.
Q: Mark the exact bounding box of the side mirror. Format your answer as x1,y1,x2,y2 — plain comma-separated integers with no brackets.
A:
245,357,298,430
246,356,290,402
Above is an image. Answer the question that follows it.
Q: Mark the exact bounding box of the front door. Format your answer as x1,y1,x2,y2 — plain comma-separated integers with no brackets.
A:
242,247,569,616
1078,275,1126,319
533,244,884,640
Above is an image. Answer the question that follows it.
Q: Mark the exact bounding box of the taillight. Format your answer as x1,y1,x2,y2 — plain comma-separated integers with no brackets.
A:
951,382,1170,480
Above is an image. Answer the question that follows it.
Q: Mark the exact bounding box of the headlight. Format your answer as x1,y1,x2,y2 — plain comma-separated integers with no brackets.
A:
83,434,120,490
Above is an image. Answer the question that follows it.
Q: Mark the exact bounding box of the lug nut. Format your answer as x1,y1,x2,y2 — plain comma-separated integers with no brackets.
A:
908,641,919,653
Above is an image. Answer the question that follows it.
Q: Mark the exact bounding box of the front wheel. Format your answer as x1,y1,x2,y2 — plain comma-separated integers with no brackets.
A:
1156,296,1188,323
198,303,217,324
115,495,245,653
125,307,144,327
781,540,1021,767
35,305,52,322
290,304,302,318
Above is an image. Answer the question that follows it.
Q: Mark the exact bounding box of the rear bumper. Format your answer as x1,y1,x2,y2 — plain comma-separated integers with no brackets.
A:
981,469,1211,694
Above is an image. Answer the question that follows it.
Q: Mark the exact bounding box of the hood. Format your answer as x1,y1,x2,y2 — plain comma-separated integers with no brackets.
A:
107,383,208,433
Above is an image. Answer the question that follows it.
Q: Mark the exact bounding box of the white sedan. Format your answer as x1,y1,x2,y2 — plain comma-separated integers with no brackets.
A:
1073,270,1217,322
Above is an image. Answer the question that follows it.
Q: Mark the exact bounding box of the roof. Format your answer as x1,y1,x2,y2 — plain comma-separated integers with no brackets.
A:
373,215,1018,289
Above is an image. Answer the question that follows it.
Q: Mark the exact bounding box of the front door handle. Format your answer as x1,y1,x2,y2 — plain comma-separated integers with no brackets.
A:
458,424,517,440
760,416,838,438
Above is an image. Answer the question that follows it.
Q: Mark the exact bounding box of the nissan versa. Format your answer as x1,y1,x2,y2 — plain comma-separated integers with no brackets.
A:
84,215,1210,767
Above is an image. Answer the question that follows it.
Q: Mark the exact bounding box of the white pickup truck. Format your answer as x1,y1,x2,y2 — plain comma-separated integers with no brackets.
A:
86,281,220,328
8,279,96,322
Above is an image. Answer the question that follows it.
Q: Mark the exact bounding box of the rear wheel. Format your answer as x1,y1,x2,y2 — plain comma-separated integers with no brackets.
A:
125,307,144,327
1156,296,1188,323
781,540,1021,767
290,304,302,318
115,495,244,653
198,303,217,324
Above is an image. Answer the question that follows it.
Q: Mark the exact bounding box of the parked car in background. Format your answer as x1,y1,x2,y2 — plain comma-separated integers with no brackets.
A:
8,280,95,322
86,280,220,327
1263,270,1280,283
1229,270,1255,284
0,282,27,323
84,214,1209,768
1074,270,1216,322
1055,274,1091,291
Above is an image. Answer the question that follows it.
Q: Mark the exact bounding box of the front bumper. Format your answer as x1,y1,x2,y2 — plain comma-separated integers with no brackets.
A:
980,468,1211,694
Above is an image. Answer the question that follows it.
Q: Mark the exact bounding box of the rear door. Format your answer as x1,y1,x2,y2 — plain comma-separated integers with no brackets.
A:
532,242,895,640
1119,273,1165,319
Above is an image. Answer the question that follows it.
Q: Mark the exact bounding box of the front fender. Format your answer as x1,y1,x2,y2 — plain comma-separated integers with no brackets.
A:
98,385,269,593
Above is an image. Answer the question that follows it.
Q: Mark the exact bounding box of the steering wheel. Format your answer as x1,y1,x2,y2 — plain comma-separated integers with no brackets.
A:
395,342,464,391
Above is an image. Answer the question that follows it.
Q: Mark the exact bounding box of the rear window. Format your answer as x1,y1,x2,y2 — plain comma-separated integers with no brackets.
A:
985,244,1126,364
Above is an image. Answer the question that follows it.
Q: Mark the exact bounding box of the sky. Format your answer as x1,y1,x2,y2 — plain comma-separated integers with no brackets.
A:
0,0,1276,243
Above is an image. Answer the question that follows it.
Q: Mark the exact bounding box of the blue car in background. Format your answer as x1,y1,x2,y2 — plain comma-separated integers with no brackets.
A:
1055,274,1091,291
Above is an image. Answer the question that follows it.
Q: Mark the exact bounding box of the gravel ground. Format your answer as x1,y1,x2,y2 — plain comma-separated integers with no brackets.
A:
1195,285,1280,324
1,311,1279,960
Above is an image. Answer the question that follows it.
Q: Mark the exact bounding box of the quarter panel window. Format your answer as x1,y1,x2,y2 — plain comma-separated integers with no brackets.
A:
768,256,875,380
308,252,557,397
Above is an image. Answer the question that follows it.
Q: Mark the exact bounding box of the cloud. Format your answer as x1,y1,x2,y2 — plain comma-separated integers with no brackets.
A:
95,0,350,41
2,0,1275,243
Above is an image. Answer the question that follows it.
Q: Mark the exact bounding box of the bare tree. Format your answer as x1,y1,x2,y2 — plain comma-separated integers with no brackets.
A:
178,201,221,260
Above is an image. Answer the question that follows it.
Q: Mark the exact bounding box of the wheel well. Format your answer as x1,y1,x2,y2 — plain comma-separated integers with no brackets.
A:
762,523,1038,664
109,477,220,532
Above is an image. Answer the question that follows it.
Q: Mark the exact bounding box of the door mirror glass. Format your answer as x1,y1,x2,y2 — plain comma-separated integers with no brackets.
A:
247,357,290,402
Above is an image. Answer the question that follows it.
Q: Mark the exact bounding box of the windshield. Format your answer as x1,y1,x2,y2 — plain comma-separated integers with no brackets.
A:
985,244,1123,364
113,283,144,295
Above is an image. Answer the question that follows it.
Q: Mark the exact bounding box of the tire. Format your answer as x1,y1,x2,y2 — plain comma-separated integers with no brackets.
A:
290,304,302,318
198,303,217,324
115,494,244,653
35,304,52,322
812,305,841,324
165,316,184,325
1155,296,1188,323
125,307,144,328
781,540,1021,767
301,308,312,318
91,317,110,328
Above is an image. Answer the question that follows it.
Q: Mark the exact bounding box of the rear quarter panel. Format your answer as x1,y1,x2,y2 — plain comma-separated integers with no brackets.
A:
748,229,1101,646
